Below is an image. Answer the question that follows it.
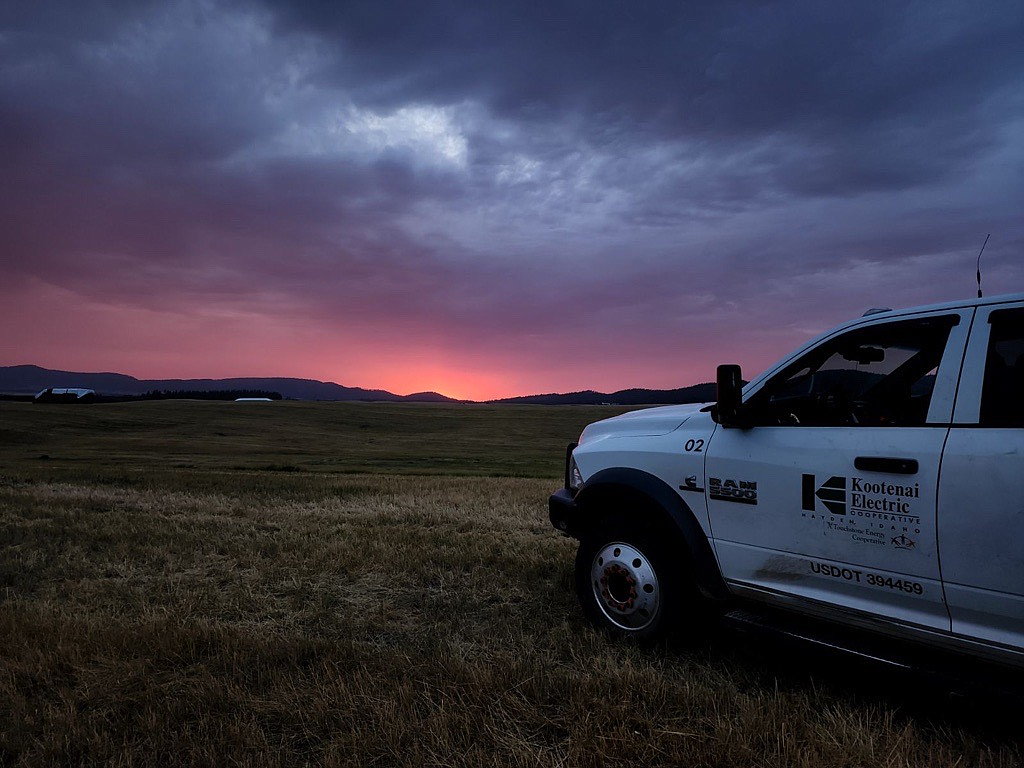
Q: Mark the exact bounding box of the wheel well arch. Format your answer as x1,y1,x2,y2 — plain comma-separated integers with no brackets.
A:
575,467,729,601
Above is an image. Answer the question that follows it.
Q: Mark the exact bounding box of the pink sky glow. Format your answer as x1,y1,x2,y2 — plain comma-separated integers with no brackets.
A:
2,1,1022,400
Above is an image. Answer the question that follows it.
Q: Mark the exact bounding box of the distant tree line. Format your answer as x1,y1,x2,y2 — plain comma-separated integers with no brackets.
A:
5,390,285,403
137,389,283,401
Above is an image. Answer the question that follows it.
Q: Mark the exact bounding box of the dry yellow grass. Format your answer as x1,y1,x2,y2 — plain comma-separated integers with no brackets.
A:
0,401,1020,766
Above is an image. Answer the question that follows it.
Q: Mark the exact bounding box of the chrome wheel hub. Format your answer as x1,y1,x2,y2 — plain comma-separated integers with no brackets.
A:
590,542,660,631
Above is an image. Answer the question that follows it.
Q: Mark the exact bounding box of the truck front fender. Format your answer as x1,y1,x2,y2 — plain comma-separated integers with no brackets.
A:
575,467,729,601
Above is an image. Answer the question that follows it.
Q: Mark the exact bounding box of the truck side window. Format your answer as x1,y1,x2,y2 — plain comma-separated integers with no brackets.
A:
979,308,1024,427
746,315,957,427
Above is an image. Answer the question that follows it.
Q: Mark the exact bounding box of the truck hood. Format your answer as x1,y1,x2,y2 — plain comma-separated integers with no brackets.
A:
580,403,710,441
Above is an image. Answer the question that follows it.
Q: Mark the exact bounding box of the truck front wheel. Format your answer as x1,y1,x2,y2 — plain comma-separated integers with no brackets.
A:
575,516,693,642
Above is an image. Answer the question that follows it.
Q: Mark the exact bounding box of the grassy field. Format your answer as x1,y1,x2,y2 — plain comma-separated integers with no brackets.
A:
1,400,1020,767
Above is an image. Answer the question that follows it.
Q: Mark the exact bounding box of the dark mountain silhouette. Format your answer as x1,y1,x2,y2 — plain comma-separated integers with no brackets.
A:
1,365,716,405
490,382,716,405
0,365,458,403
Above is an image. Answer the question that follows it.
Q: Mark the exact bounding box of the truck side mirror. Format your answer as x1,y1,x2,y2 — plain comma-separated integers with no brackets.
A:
715,364,744,427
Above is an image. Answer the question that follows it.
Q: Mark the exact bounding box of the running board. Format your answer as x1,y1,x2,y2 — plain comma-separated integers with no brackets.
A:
722,607,913,669
720,606,1024,702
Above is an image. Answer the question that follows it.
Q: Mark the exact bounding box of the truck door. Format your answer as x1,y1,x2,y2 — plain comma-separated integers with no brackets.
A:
939,302,1024,650
704,310,971,631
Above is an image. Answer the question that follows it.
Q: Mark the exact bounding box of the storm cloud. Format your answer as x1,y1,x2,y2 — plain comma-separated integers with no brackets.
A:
2,0,1021,398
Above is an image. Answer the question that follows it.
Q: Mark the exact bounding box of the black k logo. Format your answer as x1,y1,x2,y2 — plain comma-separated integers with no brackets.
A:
802,474,846,515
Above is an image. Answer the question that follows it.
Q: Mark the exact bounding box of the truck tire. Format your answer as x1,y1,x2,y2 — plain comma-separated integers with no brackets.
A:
575,515,702,643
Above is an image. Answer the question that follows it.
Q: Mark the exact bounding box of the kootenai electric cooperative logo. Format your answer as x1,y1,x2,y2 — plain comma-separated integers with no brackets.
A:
802,474,846,515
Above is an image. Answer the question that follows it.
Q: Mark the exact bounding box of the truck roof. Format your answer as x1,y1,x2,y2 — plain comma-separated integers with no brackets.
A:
857,291,1023,318
743,292,1024,394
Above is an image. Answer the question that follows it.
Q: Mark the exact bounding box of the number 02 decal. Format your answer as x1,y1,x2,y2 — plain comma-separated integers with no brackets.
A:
684,439,704,453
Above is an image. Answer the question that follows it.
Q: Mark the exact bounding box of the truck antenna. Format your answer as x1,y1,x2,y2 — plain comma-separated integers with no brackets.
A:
976,234,990,298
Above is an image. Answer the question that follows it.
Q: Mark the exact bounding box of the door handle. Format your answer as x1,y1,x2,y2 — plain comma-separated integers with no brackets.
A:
854,456,919,474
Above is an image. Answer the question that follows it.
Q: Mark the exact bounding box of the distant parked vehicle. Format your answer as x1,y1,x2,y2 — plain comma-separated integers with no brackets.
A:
33,387,97,404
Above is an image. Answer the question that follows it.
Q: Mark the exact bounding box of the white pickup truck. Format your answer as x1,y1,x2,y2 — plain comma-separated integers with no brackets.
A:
549,293,1023,667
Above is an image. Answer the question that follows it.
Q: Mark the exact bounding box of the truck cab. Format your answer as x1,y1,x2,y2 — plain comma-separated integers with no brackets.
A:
550,293,1024,667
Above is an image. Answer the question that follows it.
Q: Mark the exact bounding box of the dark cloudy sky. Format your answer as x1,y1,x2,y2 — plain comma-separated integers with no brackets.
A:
2,0,1022,399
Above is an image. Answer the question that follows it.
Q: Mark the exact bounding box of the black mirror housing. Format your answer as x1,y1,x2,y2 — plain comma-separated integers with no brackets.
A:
715,364,744,427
